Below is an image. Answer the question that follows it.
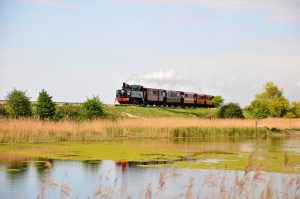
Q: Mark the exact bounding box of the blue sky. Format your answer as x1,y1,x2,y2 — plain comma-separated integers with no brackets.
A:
0,0,299,107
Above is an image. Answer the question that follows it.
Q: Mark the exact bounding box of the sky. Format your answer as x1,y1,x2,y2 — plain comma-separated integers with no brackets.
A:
0,0,299,107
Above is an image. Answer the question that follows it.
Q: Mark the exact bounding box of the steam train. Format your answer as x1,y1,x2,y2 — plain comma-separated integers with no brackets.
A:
115,83,214,107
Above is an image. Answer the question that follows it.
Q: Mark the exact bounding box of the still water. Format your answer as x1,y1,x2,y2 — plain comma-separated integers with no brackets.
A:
0,137,300,198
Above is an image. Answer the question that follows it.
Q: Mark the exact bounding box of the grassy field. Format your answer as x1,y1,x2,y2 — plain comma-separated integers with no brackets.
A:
103,105,219,119
0,117,299,143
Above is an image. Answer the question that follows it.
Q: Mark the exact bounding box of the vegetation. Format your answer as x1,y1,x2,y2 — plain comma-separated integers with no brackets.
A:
5,89,32,118
290,101,300,118
0,117,299,144
248,82,291,118
54,104,81,121
80,96,105,119
212,95,224,108
36,89,56,120
0,104,8,117
218,103,244,118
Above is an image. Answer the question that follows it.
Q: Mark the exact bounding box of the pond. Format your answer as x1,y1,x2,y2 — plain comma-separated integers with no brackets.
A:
0,137,299,198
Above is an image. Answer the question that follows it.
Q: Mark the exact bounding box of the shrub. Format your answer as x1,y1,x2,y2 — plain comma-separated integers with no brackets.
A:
80,96,105,119
218,103,244,118
54,104,81,121
6,89,32,118
0,104,9,117
36,89,56,120
212,96,224,108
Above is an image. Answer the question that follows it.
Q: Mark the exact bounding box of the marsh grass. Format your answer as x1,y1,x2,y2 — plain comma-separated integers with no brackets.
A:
0,118,299,143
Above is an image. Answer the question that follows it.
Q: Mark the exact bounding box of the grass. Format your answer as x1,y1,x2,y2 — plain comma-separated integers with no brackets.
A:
103,105,219,119
0,118,300,143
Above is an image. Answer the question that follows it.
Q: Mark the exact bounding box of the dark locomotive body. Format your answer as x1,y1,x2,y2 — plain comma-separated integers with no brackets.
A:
116,82,214,107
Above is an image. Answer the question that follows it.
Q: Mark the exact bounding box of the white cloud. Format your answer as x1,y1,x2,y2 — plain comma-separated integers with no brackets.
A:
137,0,300,23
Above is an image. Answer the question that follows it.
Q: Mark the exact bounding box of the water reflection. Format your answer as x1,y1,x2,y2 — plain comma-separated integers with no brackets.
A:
0,137,299,198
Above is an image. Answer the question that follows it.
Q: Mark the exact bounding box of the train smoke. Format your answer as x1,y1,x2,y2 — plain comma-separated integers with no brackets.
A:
127,70,183,89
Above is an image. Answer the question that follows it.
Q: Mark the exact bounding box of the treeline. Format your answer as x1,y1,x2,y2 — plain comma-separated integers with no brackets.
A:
0,89,105,121
0,82,299,120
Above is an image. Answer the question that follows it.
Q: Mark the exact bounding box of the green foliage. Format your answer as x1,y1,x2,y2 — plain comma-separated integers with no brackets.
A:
248,99,269,119
212,96,224,108
290,101,300,118
0,104,9,117
54,104,81,121
80,96,105,119
6,89,32,118
284,112,296,118
255,82,283,100
218,103,244,118
36,89,56,120
248,82,290,118
268,96,290,117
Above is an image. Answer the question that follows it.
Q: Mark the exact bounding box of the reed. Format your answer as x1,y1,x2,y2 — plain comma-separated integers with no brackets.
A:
0,118,299,143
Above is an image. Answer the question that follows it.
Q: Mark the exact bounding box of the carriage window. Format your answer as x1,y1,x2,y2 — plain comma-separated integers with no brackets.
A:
153,91,158,95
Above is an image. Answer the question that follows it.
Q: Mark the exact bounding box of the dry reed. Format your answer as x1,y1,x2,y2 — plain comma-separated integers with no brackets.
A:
0,118,299,143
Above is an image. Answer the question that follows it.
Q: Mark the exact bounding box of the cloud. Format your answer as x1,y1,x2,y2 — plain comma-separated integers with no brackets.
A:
11,0,70,8
137,0,300,23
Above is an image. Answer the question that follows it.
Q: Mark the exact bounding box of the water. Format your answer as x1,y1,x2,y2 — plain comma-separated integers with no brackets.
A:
0,137,300,198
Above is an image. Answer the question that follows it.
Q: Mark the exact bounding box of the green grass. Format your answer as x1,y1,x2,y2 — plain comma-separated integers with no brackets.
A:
104,105,219,119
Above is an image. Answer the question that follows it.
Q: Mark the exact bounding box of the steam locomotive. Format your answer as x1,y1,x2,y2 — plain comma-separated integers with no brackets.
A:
115,82,214,107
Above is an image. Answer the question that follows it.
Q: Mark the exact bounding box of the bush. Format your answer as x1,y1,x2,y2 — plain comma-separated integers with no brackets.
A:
6,89,32,118
54,104,81,121
212,96,224,108
0,104,9,117
218,103,244,118
80,96,105,119
36,89,56,120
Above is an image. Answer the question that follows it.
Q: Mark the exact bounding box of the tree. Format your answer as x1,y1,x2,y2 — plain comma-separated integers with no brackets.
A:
248,99,269,119
256,82,283,100
290,101,300,118
80,96,104,119
212,96,224,108
248,82,290,118
218,103,244,118
6,89,32,117
36,89,56,120
268,96,290,117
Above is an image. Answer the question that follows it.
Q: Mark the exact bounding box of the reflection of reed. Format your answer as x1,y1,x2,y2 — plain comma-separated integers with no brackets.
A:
1,118,299,143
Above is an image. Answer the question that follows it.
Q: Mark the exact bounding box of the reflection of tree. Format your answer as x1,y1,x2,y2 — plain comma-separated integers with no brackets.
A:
82,160,101,173
6,161,29,184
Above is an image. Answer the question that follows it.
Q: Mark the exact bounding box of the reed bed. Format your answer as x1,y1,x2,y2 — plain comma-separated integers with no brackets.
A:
0,118,299,143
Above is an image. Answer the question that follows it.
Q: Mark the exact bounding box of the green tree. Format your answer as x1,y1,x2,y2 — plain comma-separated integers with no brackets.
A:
290,101,300,118
248,99,269,119
268,96,290,117
218,103,244,118
256,82,283,100
80,96,104,119
212,96,224,108
36,89,56,120
6,89,32,117
248,82,290,118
